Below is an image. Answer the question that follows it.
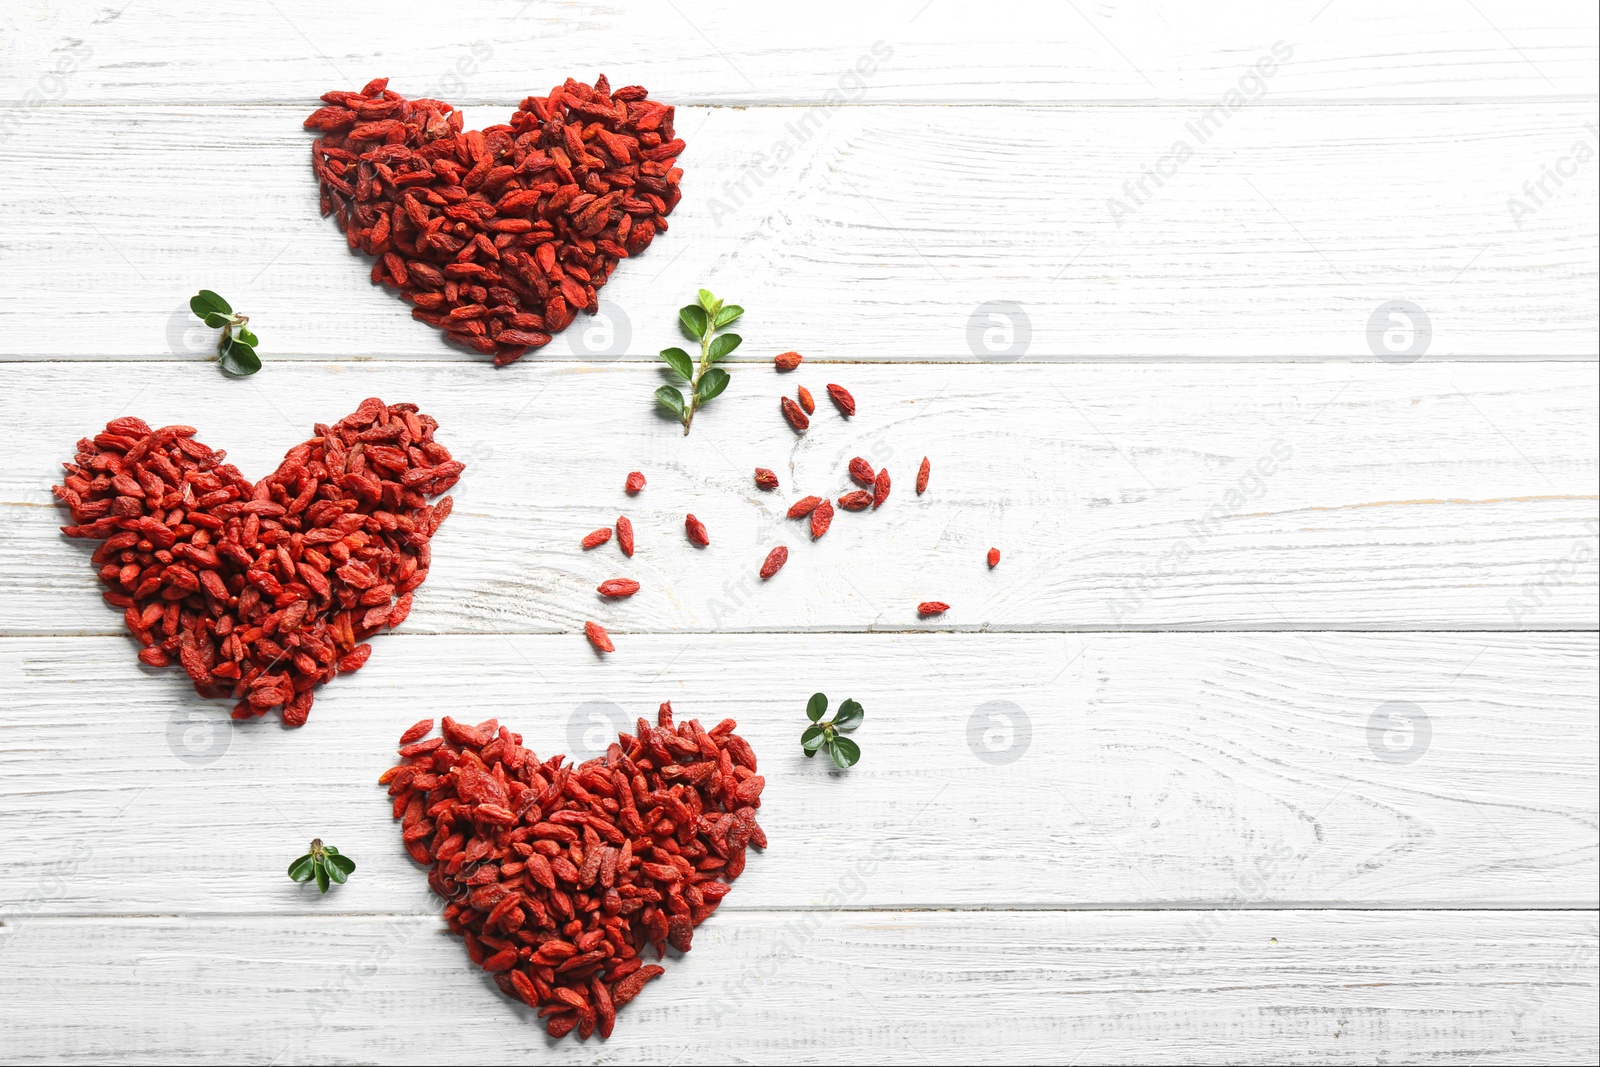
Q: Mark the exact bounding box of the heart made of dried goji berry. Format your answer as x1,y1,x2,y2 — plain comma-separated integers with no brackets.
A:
384,704,766,1039
305,75,685,366
53,398,461,727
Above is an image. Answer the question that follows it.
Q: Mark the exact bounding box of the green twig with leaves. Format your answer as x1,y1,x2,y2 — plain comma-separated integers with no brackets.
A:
288,838,355,893
190,290,262,376
656,288,741,434
801,693,864,769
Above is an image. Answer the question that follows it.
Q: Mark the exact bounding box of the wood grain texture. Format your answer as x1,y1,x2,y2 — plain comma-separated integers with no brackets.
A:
2,362,1594,635
0,103,1594,361
3,0,1596,105
1,911,1594,1064
1,2,1597,1061
2,632,1593,913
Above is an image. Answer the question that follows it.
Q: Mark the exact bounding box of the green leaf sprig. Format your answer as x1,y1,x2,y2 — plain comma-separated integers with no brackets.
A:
288,838,355,893
190,290,262,376
801,693,864,769
656,288,741,434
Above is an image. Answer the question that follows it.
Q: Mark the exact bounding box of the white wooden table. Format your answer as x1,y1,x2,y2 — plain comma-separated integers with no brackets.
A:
2,1,1597,1062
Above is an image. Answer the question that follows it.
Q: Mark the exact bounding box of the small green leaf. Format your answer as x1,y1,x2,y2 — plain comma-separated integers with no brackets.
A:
697,289,718,313
659,347,694,380
806,692,828,722
326,859,349,884
678,305,709,341
220,340,261,377
803,746,818,758
655,385,686,417
695,367,730,404
288,854,316,882
313,859,331,893
234,326,259,347
714,305,744,328
834,699,864,732
801,724,828,752
707,333,741,362
190,290,231,317
326,853,355,875
829,736,861,769
202,310,233,330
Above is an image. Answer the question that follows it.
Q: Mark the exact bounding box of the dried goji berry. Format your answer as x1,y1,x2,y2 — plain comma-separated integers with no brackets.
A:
582,527,613,549
810,499,835,539
780,396,809,432
759,546,788,579
916,456,930,494
597,579,640,598
685,514,709,546
787,495,822,518
826,384,855,416
917,601,949,616
624,471,646,495
837,490,872,511
774,351,802,371
797,385,815,415
872,468,890,508
754,468,779,490
584,620,615,652
987,547,1000,568
616,516,634,557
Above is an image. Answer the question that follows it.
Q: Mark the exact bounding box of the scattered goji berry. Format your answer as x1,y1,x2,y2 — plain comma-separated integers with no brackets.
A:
584,620,615,652
837,490,873,511
685,513,709,546
811,499,835,539
780,396,809,432
759,546,788,579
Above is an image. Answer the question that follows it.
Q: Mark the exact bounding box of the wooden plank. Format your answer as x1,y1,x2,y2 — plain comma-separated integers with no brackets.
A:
0,103,1594,361
2,361,1594,635
3,0,1596,106
0,911,1593,1063
1,632,1593,913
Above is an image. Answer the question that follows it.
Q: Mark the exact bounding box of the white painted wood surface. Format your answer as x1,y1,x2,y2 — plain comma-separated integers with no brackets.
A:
4,912,1596,1064
0,103,1595,359
2,362,1595,633
1,0,1596,1062
2,633,1596,911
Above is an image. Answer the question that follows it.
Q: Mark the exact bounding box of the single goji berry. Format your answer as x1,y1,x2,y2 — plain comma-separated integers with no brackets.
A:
759,546,788,579
780,396,809,432
685,514,709,547
585,620,615,652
